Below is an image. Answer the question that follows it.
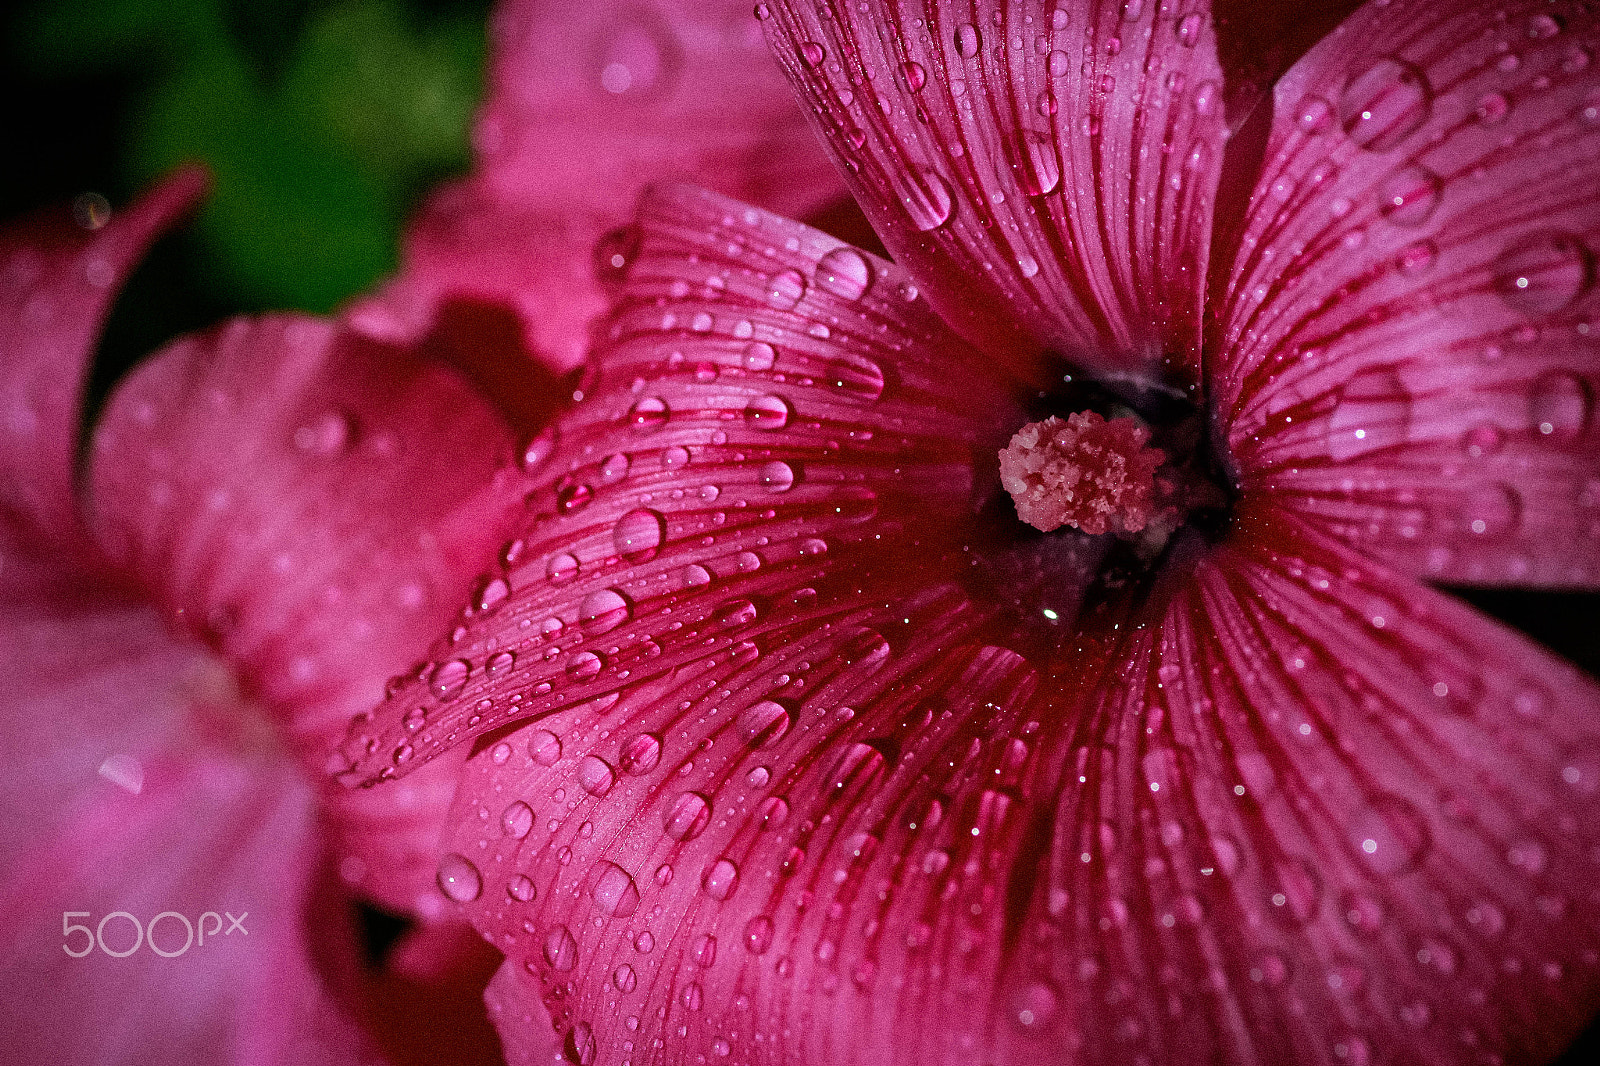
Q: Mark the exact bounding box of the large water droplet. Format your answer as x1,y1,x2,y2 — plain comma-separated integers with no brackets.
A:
1528,371,1592,439
529,729,562,765
798,41,826,68
544,924,578,970
743,341,777,371
702,858,740,900
429,659,470,700
1494,233,1593,315
766,269,806,310
1011,979,1061,1031
1465,483,1520,537
627,396,670,430
1176,12,1203,46
437,853,483,903
895,169,956,231
547,551,580,584
613,507,666,562
556,480,592,513
508,874,536,902
758,795,790,829
815,247,872,300
1348,794,1431,874
579,755,615,796
1339,57,1431,152
744,915,775,954
614,963,637,992
619,733,662,774
740,700,793,747
593,226,640,288
664,792,712,840
758,460,795,492
579,589,632,635
1327,368,1411,460
591,861,640,917
502,800,535,839
1377,164,1442,227
566,651,604,682
955,23,981,57
599,452,631,482
744,394,792,430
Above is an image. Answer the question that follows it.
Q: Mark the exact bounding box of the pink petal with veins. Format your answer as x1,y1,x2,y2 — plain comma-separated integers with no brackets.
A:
347,0,844,373
88,314,527,913
1214,0,1600,587
761,0,1230,386
0,169,203,553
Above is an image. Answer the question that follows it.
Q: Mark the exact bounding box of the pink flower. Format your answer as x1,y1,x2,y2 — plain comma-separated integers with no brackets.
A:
337,1,1600,1064
0,1,840,1061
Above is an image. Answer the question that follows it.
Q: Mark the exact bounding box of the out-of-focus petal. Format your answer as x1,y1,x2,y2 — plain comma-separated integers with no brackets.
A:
996,507,1600,1065
0,169,204,553
0,548,384,1066
1214,0,1600,587
336,184,1012,785
761,0,1231,387
346,0,844,373
88,314,526,912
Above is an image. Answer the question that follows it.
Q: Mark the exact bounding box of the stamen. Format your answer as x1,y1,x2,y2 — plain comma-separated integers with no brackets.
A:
999,412,1166,535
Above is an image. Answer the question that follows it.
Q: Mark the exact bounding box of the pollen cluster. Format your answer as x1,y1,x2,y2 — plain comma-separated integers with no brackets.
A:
998,411,1166,535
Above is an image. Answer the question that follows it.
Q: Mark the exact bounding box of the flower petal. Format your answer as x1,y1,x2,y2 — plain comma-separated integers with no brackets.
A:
88,315,525,912
0,547,383,1065
346,0,844,373
336,184,1011,785
760,0,1232,385
0,170,204,552
1214,0,1600,587
1005,507,1600,1064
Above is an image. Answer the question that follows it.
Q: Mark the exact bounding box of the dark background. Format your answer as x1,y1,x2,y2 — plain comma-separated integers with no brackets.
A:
2,0,1597,1061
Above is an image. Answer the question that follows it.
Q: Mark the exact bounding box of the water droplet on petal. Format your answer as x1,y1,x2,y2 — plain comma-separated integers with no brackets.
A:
547,552,580,584
437,853,483,903
798,41,826,68
955,24,981,57
1011,980,1061,1031
1175,12,1202,47
758,460,795,492
744,394,792,430
566,651,604,682
766,269,806,310
681,563,712,589
579,589,632,634
530,730,563,765
544,925,578,970
502,800,535,839
743,341,777,371
600,452,631,482
1378,164,1442,227
1339,57,1431,152
702,858,740,900
895,169,956,231
486,649,516,678
1494,233,1593,315
815,247,872,300
744,915,775,954
614,963,637,992
1465,483,1520,537
1327,368,1411,460
628,396,671,430
1348,794,1431,874
740,700,793,747
664,792,712,840
591,861,640,917
430,659,470,700
619,733,662,774
508,874,536,902
1295,95,1334,133
579,755,615,796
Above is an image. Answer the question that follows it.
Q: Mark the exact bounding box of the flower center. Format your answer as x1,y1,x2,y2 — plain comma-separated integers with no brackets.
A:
998,411,1166,537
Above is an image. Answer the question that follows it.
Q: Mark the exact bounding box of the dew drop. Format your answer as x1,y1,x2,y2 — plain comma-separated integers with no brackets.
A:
437,853,483,903
579,589,632,635
815,246,872,301
766,269,807,310
1348,794,1431,874
955,23,981,58
1011,980,1061,1031
529,730,563,765
614,963,637,992
612,507,666,562
1494,233,1592,316
1327,368,1411,460
758,460,796,492
566,651,604,682
1475,91,1510,125
702,858,740,901
680,563,712,589
744,915,775,954
743,341,777,371
429,659,470,700
1338,57,1431,152
547,552,580,584
543,925,578,970
664,792,712,841
1175,12,1202,47
486,649,516,677
901,60,926,91
591,861,640,917
895,169,956,231
502,800,535,839
1377,164,1442,227
508,874,537,902
556,480,592,513
627,396,670,430
619,733,662,775
744,394,793,430
798,41,825,68
1295,95,1334,133
1465,483,1520,537
740,700,793,747
1529,371,1594,439
593,226,640,287
757,795,790,828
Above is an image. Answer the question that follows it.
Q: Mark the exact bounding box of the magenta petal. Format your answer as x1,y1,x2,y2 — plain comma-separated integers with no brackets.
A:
88,315,525,911
761,0,1231,384
1214,0,1600,586
1016,507,1600,1065
0,171,204,553
347,0,844,372
336,184,1010,784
